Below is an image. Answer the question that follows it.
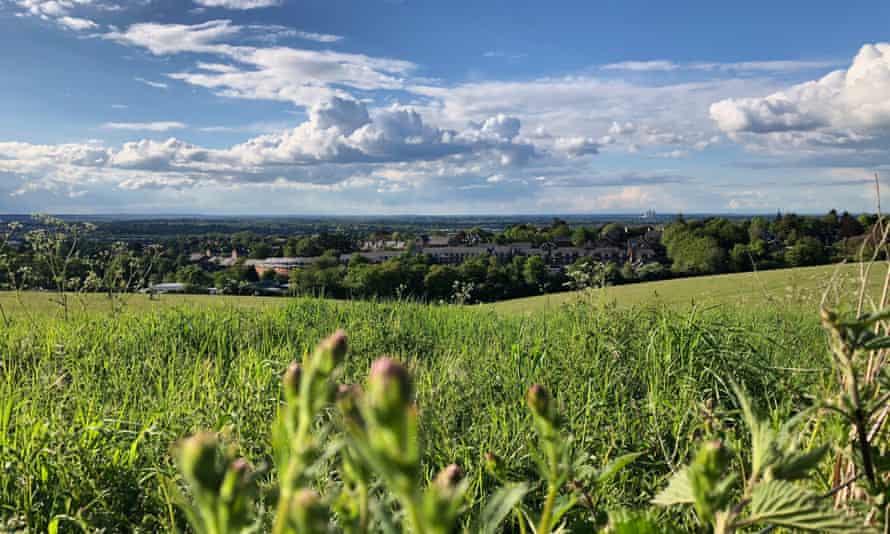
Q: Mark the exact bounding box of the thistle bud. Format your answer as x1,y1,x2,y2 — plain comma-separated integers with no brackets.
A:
526,384,552,420
434,464,463,492
315,330,347,374
220,458,253,502
177,432,224,493
367,358,413,421
283,362,302,399
289,489,329,532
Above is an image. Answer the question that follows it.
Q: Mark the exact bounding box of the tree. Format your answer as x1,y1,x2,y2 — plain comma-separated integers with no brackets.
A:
667,234,725,274
423,265,458,300
248,243,272,259
571,227,590,247
522,255,548,291
784,236,825,267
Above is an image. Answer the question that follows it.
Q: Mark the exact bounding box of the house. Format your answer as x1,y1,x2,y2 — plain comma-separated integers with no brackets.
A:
415,235,451,248
361,240,407,251
244,257,324,276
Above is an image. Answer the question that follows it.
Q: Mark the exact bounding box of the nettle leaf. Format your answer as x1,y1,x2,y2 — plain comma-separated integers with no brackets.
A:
476,483,528,534
770,444,828,481
651,468,694,506
596,451,644,485
606,509,681,534
743,480,870,533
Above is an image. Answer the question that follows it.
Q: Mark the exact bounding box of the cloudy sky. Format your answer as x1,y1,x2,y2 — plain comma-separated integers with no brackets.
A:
2,1,890,214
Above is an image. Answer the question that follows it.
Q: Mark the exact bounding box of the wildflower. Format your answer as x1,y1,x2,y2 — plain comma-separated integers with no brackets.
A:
315,330,347,374
433,464,463,494
283,362,302,400
367,358,413,422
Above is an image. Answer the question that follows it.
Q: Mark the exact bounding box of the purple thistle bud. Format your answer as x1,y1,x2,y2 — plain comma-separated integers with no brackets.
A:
434,463,464,491
367,358,413,415
282,362,302,396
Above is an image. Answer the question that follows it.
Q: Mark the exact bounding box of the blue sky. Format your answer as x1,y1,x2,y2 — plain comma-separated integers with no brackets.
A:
2,0,890,214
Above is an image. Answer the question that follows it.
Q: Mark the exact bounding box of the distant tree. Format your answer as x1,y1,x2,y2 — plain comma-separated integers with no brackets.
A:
423,265,458,300
785,236,826,267
248,243,272,259
571,227,590,247
522,255,548,291
599,223,624,244
839,211,865,239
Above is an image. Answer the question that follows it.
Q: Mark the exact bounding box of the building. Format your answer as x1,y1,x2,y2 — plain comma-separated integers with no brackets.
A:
244,257,325,276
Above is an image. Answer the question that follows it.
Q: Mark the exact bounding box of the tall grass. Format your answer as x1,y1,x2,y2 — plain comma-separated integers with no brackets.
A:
0,297,830,531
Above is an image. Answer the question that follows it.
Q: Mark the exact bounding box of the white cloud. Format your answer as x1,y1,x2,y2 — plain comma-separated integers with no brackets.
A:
553,136,600,157
101,121,187,131
192,0,281,9
57,15,97,30
134,77,168,89
106,20,413,107
602,59,841,73
711,43,890,165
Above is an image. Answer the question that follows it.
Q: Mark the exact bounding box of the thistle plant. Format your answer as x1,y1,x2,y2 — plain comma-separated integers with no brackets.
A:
172,334,639,534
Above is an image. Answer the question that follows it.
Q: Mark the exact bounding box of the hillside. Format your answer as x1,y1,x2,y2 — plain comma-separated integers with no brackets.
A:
491,262,887,314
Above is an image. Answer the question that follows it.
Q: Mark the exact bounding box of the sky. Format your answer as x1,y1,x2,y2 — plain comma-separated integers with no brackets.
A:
2,1,890,215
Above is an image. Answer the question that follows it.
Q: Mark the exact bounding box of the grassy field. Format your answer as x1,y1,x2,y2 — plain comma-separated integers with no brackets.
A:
0,264,882,531
491,262,888,314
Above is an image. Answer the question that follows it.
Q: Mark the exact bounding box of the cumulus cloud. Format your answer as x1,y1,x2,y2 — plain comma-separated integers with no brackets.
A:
711,43,890,135
553,136,600,157
709,43,890,167
2,97,538,199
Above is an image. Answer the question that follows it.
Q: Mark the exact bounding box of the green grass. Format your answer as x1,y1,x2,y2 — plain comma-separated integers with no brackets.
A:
0,292,839,531
491,262,887,314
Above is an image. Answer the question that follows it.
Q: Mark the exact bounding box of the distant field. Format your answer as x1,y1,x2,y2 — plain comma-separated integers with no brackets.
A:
491,262,889,314
0,290,286,317
3,262,888,320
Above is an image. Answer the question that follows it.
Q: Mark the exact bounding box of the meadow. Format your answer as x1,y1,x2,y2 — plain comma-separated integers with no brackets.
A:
0,260,856,531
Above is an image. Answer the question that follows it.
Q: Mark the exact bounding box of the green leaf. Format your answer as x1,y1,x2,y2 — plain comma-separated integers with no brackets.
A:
742,479,870,533
771,444,828,481
606,509,682,534
651,468,694,506
477,483,529,534
863,335,890,350
596,451,644,484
